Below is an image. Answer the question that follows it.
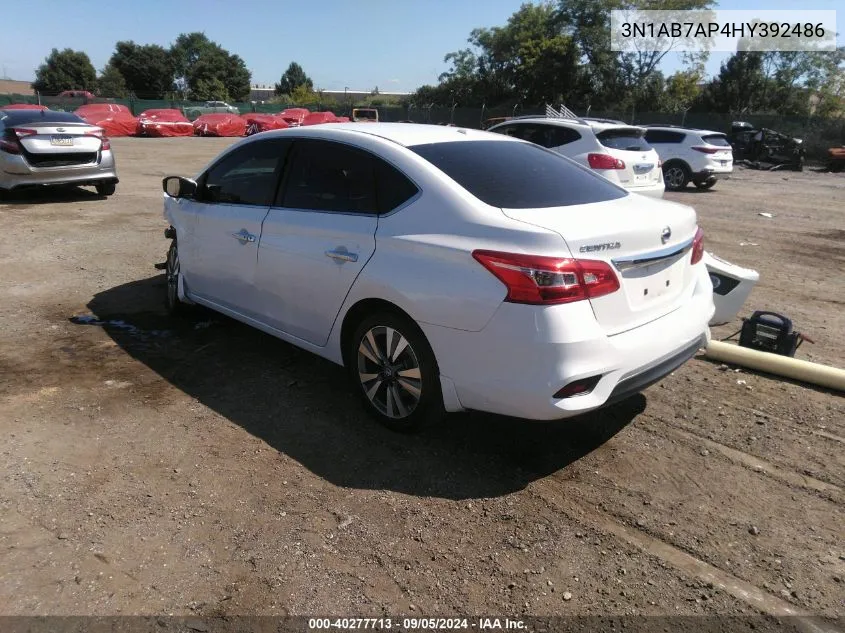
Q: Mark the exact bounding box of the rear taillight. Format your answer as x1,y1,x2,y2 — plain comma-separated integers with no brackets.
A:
691,146,719,154
588,153,625,170
0,130,21,154
86,129,110,150
472,250,620,305
14,128,37,138
691,228,704,265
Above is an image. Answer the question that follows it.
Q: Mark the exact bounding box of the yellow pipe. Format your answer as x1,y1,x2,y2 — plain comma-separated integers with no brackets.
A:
704,340,845,392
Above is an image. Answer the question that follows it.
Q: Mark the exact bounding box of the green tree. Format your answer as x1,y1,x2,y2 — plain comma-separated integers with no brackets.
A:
109,41,173,98
700,52,767,114
661,69,703,112
32,48,97,94
287,84,319,106
96,63,128,98
275,62,313,96
170,33,251,101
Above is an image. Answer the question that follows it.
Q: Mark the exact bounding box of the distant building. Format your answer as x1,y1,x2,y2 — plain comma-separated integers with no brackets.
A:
249,84,411,103
0,79,35,95
250,83,276,102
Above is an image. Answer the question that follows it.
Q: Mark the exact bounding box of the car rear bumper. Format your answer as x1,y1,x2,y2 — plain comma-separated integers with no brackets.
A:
0,151,117,190
422,263,714,420
624,181,665,198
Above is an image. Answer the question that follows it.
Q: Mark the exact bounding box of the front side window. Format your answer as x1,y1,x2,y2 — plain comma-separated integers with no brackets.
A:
199,139,290,206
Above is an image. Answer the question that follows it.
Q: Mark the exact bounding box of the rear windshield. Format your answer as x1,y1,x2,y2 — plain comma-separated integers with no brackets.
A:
409,140,627,209
596,128,652,152
0,110,85,125
702,134,731,147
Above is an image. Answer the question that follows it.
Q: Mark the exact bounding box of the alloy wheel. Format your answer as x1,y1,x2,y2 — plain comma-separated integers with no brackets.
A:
357,325,422,419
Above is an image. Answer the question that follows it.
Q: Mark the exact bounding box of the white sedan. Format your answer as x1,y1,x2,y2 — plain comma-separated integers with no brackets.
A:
162,123,714,431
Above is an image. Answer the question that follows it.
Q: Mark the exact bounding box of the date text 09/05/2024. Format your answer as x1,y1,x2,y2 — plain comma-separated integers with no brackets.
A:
308,618,527,630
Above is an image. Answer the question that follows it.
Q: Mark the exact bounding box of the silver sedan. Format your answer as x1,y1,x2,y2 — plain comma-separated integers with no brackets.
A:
0,109,118,196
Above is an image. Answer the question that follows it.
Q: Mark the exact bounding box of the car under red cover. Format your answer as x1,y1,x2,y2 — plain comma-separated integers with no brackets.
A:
136,109,194,137
301,111,341,126
242,113,290,136
75,104,138,137
192,113,248,137
278,108,310,127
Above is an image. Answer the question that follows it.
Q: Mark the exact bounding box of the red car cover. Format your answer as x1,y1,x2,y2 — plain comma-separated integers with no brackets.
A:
192,113,247,137
242,113,289,136
1,104,49,110
301,111,340,126
136,109,193,137
278,108,310,126
75,104,138,137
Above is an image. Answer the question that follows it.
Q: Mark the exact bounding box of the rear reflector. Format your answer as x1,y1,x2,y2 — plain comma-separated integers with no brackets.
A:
588,153,625,170
472,250,620,305
554,375,602,399
691,228,704,265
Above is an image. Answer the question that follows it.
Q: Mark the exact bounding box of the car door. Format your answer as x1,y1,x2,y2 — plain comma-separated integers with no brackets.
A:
254,139,418,346
177,138,290,318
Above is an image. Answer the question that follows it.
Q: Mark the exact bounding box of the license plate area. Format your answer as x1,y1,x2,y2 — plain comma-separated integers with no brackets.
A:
50,135,74,146
621,259,686,307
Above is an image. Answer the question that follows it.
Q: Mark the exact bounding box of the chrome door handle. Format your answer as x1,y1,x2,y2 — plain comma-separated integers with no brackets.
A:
325,249,358,263
231,229,256,244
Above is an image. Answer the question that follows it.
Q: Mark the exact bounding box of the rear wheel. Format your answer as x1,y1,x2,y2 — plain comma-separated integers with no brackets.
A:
663,162,690,191
694,177,716,190
347,312,444,433
96,182,116,196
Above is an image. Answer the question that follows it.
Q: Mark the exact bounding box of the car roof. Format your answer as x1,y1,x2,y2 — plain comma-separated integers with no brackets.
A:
257,122,513,147
643,125,724,136
490,117,643,133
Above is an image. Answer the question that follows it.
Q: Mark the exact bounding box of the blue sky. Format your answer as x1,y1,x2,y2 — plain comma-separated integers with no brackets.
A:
1,0,841,91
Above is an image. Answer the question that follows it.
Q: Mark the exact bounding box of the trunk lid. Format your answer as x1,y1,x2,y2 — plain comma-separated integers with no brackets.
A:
502,194,699,335
594,126,662,189
16,122,104,154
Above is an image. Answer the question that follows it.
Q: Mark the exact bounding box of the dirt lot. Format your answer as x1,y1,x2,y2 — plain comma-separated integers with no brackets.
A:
0,137,843,620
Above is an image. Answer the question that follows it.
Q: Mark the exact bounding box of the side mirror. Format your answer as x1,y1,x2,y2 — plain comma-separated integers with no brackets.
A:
163,176,197,198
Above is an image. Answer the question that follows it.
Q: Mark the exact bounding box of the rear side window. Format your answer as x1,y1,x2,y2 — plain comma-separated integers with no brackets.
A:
375,161,418,212
282,139,378,213
409,140,627,209
491,124,581,149
644,130,686,144
701,134,731,147
596,128,651,151
200,139,290,206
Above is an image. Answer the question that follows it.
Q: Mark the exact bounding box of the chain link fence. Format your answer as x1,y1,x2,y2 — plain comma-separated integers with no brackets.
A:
2,93,842,161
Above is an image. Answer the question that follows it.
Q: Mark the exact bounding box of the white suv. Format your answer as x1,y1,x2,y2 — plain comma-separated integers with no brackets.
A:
642,125,733,191
488,116,664,198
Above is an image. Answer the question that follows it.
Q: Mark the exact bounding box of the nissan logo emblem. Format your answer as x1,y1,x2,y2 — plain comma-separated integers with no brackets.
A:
661,226,672,244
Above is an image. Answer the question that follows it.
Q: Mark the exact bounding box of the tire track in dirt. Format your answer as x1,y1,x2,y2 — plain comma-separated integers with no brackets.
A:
527,479,843,633
637,418,842,498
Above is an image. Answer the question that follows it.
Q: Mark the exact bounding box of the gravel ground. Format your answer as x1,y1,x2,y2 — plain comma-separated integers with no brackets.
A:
0,137,842,619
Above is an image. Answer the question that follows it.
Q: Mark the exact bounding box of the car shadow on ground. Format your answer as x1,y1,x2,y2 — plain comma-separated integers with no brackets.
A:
75,275,645,500
1,186,105,205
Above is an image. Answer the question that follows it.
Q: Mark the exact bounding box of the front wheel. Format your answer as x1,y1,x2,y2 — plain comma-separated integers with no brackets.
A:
347,312,444,433
165,240,189,316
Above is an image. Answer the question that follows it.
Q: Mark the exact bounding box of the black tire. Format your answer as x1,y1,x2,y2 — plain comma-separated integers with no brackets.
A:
165,240,190,317
346,311,444,433
663,162,691,191
694,177,716,190
96,182,116,196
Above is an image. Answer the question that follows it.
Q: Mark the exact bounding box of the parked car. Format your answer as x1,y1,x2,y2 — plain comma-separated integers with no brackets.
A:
488,117,664,198
728,121,805,171
0,108,118,196
642,125,733,191
351,108,379,122
161,123,713,431
184,101,240,119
